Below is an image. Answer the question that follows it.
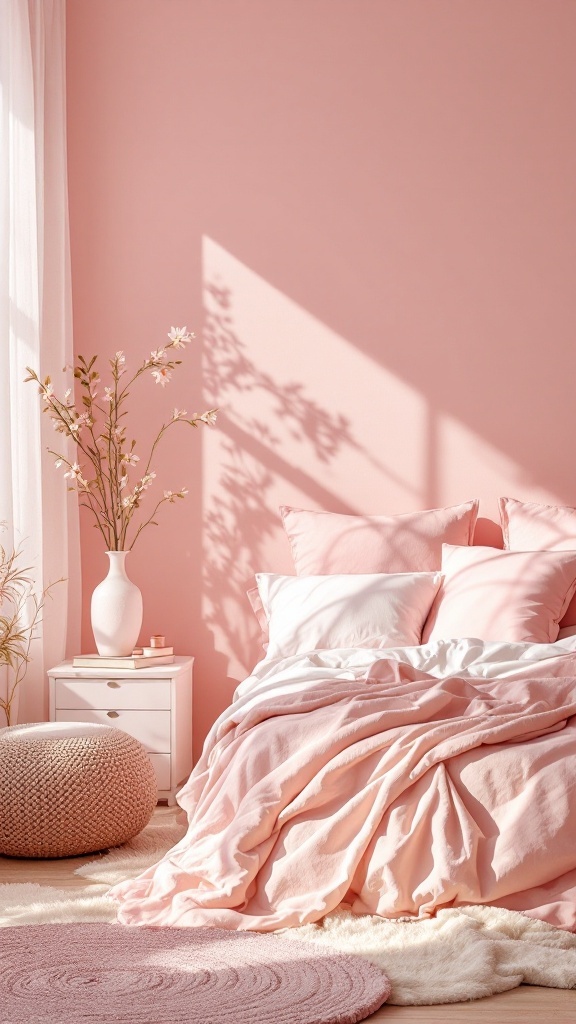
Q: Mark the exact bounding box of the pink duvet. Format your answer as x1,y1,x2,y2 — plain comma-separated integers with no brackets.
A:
111,653,576,932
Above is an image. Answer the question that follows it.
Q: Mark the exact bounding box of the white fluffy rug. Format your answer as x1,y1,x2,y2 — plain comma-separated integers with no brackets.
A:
1,816,576,1006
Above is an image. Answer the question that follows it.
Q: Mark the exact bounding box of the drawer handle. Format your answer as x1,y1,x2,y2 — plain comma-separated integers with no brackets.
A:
106,681,120,689
107,710,120,718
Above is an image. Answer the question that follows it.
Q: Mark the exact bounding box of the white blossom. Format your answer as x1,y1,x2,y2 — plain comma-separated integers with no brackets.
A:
167,326,193,348
199,409,218,426
140,472,156,490
121,451,140,466
151,366,172,387
114,351,126,375
63,463,88,488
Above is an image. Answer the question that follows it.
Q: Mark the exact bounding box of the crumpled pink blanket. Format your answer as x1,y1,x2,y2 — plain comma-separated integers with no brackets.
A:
111,655,576,932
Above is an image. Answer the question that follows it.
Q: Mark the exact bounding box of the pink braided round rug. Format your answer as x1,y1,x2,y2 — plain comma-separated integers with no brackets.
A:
2,923,391,1024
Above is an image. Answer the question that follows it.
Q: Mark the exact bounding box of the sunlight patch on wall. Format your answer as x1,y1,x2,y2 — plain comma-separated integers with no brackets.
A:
201,235,430,678
202,236,428,506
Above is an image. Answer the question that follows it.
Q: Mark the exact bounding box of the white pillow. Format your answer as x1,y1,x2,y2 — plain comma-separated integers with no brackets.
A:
255,572,443,659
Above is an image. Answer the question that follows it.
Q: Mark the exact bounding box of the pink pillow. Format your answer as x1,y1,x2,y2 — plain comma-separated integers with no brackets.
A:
256,572,443,659
280,500,479,575
500,496,576,628
423,544,576,644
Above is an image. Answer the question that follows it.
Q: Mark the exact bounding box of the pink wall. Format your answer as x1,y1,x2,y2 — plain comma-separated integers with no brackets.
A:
66,0,576,756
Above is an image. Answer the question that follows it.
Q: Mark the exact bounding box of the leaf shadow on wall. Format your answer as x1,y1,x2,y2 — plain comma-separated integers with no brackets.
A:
201,272,386,690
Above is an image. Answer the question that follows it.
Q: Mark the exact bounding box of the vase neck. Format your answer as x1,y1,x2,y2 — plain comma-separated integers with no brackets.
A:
105,550,130,576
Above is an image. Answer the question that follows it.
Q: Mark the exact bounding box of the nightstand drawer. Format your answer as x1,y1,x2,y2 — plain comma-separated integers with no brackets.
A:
54,709,171,752
53,677,171,711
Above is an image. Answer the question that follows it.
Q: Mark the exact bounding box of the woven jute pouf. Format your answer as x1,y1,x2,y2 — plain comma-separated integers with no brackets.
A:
0,722,157,858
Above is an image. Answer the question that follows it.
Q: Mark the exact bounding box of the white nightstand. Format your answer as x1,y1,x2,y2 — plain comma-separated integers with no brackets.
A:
48,656,193,806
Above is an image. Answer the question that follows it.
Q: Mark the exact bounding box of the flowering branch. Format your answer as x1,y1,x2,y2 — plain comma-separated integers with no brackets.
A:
25,328,217,551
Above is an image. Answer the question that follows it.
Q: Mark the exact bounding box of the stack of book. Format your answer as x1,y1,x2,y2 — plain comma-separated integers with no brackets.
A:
73,645,174,670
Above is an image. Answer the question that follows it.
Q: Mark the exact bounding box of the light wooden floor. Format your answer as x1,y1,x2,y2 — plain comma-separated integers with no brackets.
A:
1,808,575,1023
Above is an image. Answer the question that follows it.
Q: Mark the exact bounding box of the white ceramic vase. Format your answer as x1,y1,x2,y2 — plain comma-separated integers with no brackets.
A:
91,551,143,657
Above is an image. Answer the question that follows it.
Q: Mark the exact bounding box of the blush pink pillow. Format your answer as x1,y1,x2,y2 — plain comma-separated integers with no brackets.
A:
500,496,576,629
280,500,479,575
423,544,576,644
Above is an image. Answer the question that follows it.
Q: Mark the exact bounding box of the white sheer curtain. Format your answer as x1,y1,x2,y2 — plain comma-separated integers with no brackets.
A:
0,0,80,724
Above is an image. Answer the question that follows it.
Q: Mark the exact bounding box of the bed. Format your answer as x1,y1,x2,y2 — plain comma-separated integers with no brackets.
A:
110,496,576,935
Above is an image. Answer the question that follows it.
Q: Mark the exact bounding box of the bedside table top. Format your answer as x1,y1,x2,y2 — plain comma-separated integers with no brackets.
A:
48,656,194,678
